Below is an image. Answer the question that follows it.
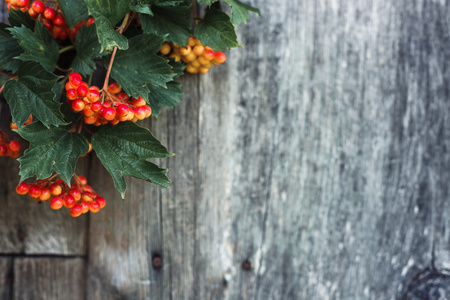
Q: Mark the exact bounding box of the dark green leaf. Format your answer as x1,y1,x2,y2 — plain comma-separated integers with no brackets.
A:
147,81,183,118
92,122,173,198
8,21,59,72
110,33,175,101
84,0,132,52
4,62,65,128
197,0,218,5
140,5,191,46
58,0,89,28
8,9,35,29
130,0,184,14
223,0,260,25
0,24,23,72
194,6,241,51
17,122,89,185
72,24,102,75
168,58,186,77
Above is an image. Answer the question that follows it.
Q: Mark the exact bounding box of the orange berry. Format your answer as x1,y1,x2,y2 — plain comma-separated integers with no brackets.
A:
70,204,83,217
160,42,171,55
16,182,30,195
50,196,64,210
39,187,51,201
193,45,204,56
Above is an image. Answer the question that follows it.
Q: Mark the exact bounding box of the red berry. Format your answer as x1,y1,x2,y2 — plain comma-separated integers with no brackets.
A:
86,90,100,102
28,7,39,18
96,197,106,209
63,195,76,208
203,49,214,60
90,101,102,112
132,96,146,107
49,183,62,196
69,73,82,87
108,82,122,94
116,92,129,101
31,0,44,14
59,30,69,40
101,107,116,121
16,182,30,195
69,188,81,201
76,85,88,98
89,201,100,213
86,17,95,27
50,196,63,210
42,19,53,31
134,106,146,120
81,200,90,214
0,145,6,156
142,105,152,118
53,14,64,26
28,185,42,198
16,0,28,7
9,140,21,152
78,176,87,185
66,89,77,101
43,7,56,20
69,204,83,217
71,99,85,112
39,187,51,201
116,104,130,117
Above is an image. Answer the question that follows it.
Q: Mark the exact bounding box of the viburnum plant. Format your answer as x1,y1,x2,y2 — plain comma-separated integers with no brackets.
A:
0,0,259,217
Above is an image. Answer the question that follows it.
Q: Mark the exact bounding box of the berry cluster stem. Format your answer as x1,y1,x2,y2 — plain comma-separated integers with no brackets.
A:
101,12,131,101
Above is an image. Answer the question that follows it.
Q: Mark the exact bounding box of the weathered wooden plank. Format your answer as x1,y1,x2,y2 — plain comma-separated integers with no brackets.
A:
84,0,450,299
0,258,13,300
13,257,85,300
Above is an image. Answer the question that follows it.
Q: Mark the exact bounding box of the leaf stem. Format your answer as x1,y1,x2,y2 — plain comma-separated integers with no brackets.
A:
59,45,74,54
0,83,5,95
191,0,198,20
100,11,131,102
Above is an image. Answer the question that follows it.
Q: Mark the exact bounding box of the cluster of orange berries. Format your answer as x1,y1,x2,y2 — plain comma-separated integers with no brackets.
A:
160,36,226,74
65,73,152,126
5,0,94,40
0,130,21,158
16,174,106,217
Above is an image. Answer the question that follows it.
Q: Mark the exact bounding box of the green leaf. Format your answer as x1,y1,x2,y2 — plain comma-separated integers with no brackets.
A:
92,122,173,198
223,0,260,25
0,24,23,72
194,6,241,51
58,0,89,28
140,5,191,46
8,21,59,72
130,0,184,14
197,0,218,5
17,122,89,185
72,24,102,76
4,62,65,128
147,81,183,118
84,0,132,52
110,33,175,101
8,9,35,29
168,58,185,77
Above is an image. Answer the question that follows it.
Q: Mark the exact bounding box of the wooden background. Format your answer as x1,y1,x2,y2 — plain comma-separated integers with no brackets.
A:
1,0,450,299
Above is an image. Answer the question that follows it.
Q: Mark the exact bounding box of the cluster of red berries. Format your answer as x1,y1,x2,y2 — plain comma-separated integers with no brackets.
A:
16,174,106,217
65,72,152,126
5,0,94,40
4,0,28,12
160,36,226,74
0,130,21,158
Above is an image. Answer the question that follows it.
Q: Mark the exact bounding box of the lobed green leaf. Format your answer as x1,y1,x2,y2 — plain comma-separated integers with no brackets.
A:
72,24,103,76
223,0,261,25
110,33,176,101
0,24,23,73
17,122,89,185
140,5,192,46
194,6,241,51
147,81,183,118
92,122,173,198
8,21,59,72
58,0,89,28
4,62,65,128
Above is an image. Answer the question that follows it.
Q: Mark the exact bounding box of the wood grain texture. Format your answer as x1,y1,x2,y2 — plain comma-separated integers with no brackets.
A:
13,257,85,300
0,0,449,299
0,258,13,300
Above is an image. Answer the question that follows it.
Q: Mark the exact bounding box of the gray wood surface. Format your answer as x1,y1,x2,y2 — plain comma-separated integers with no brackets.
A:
1,0,450,299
